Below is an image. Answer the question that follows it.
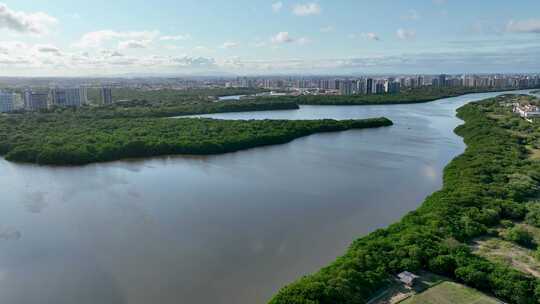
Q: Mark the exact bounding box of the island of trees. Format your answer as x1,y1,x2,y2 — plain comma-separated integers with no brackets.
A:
0,113,392,165
269,94,540,304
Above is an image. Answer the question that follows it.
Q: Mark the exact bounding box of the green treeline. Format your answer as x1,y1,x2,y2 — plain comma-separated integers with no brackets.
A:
269,95,540,304
41,99,300,119
0,114,392,165
258,87,537,106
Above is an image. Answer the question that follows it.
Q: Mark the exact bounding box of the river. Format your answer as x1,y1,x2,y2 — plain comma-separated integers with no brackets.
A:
0,90,531,304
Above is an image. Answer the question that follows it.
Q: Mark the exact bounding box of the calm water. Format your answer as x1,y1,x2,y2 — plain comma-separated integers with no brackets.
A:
217,95,245,101
0,90,530,304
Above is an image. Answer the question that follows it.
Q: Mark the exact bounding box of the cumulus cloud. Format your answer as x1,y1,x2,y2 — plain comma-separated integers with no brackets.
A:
271,31,295,44
118,40,150,49
36,44,61,55
362,32,380,41
73,30,160,48
159,34,191,41
220,41,239,49
2,40,540,75
0,3,57,35
292,3,321,16
270,32,310,45
397,28,416,40
507,19,540,34
170,56,216,68
272,2,283,13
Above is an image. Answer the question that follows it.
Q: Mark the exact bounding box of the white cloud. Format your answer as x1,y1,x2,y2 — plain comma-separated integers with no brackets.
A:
220,41,239,49
272,2,283,13
270,32,309,46
297,37,311,45
0,3,57,35
507,19,540,34
397,28,416,40
73,30,160,48
362,32,380,41
159,34,191,41
271,31,294,44
35,44,61,55
193,45,212,52
170,56,216,68
292,3,321,16
2,41,540,75
110,51,124,57
118,40,151,49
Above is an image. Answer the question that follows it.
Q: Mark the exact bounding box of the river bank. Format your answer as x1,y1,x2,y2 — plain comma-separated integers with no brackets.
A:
269,93,540,304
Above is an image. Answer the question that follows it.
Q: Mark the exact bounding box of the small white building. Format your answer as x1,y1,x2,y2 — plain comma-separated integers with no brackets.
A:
398,271,419,287
514,103,540,119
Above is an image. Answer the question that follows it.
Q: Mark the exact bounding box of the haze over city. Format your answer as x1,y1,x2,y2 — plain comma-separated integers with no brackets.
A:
1,0,540,76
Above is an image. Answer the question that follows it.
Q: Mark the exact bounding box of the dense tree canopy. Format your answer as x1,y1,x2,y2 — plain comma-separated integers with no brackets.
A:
0,114,392,165
269,95,540,304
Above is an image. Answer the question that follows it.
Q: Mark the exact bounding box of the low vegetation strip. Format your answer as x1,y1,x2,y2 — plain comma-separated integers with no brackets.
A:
43,99,301,119
0,115,392,165
269,94,540,304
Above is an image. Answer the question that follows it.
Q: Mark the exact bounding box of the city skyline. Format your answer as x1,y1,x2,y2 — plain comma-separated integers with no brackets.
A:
1,0,540,76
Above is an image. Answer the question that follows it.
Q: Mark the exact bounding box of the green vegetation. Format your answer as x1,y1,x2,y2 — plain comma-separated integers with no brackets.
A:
258,87,536,106
502,226,535,248
38,98,299,119
401,281,502,304
472,226,540,278
269,94,540,304
526,203,540,227
0,114,392,165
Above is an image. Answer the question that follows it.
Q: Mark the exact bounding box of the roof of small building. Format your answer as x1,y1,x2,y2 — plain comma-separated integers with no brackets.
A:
397,271,419,284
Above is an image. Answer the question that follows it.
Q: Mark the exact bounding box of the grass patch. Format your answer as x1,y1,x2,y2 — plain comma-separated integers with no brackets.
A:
400,281,502,304
367,272,446,304
527,145,540,160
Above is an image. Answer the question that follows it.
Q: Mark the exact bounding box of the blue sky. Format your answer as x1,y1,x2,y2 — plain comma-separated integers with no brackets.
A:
0,0,539,76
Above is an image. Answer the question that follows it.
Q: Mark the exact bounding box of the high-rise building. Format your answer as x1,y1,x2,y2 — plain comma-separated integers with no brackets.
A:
438,74,447,87
365,78,373,95
355,80,365,95
375,82,385,94
387,81,401,93
24,90,49,110
50,88,82,107
100,87,113,105
80,87,88,104
0,91,15,113
339,80,354,96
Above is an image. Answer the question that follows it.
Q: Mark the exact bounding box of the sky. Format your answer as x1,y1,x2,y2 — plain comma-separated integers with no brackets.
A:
0,0,539,76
